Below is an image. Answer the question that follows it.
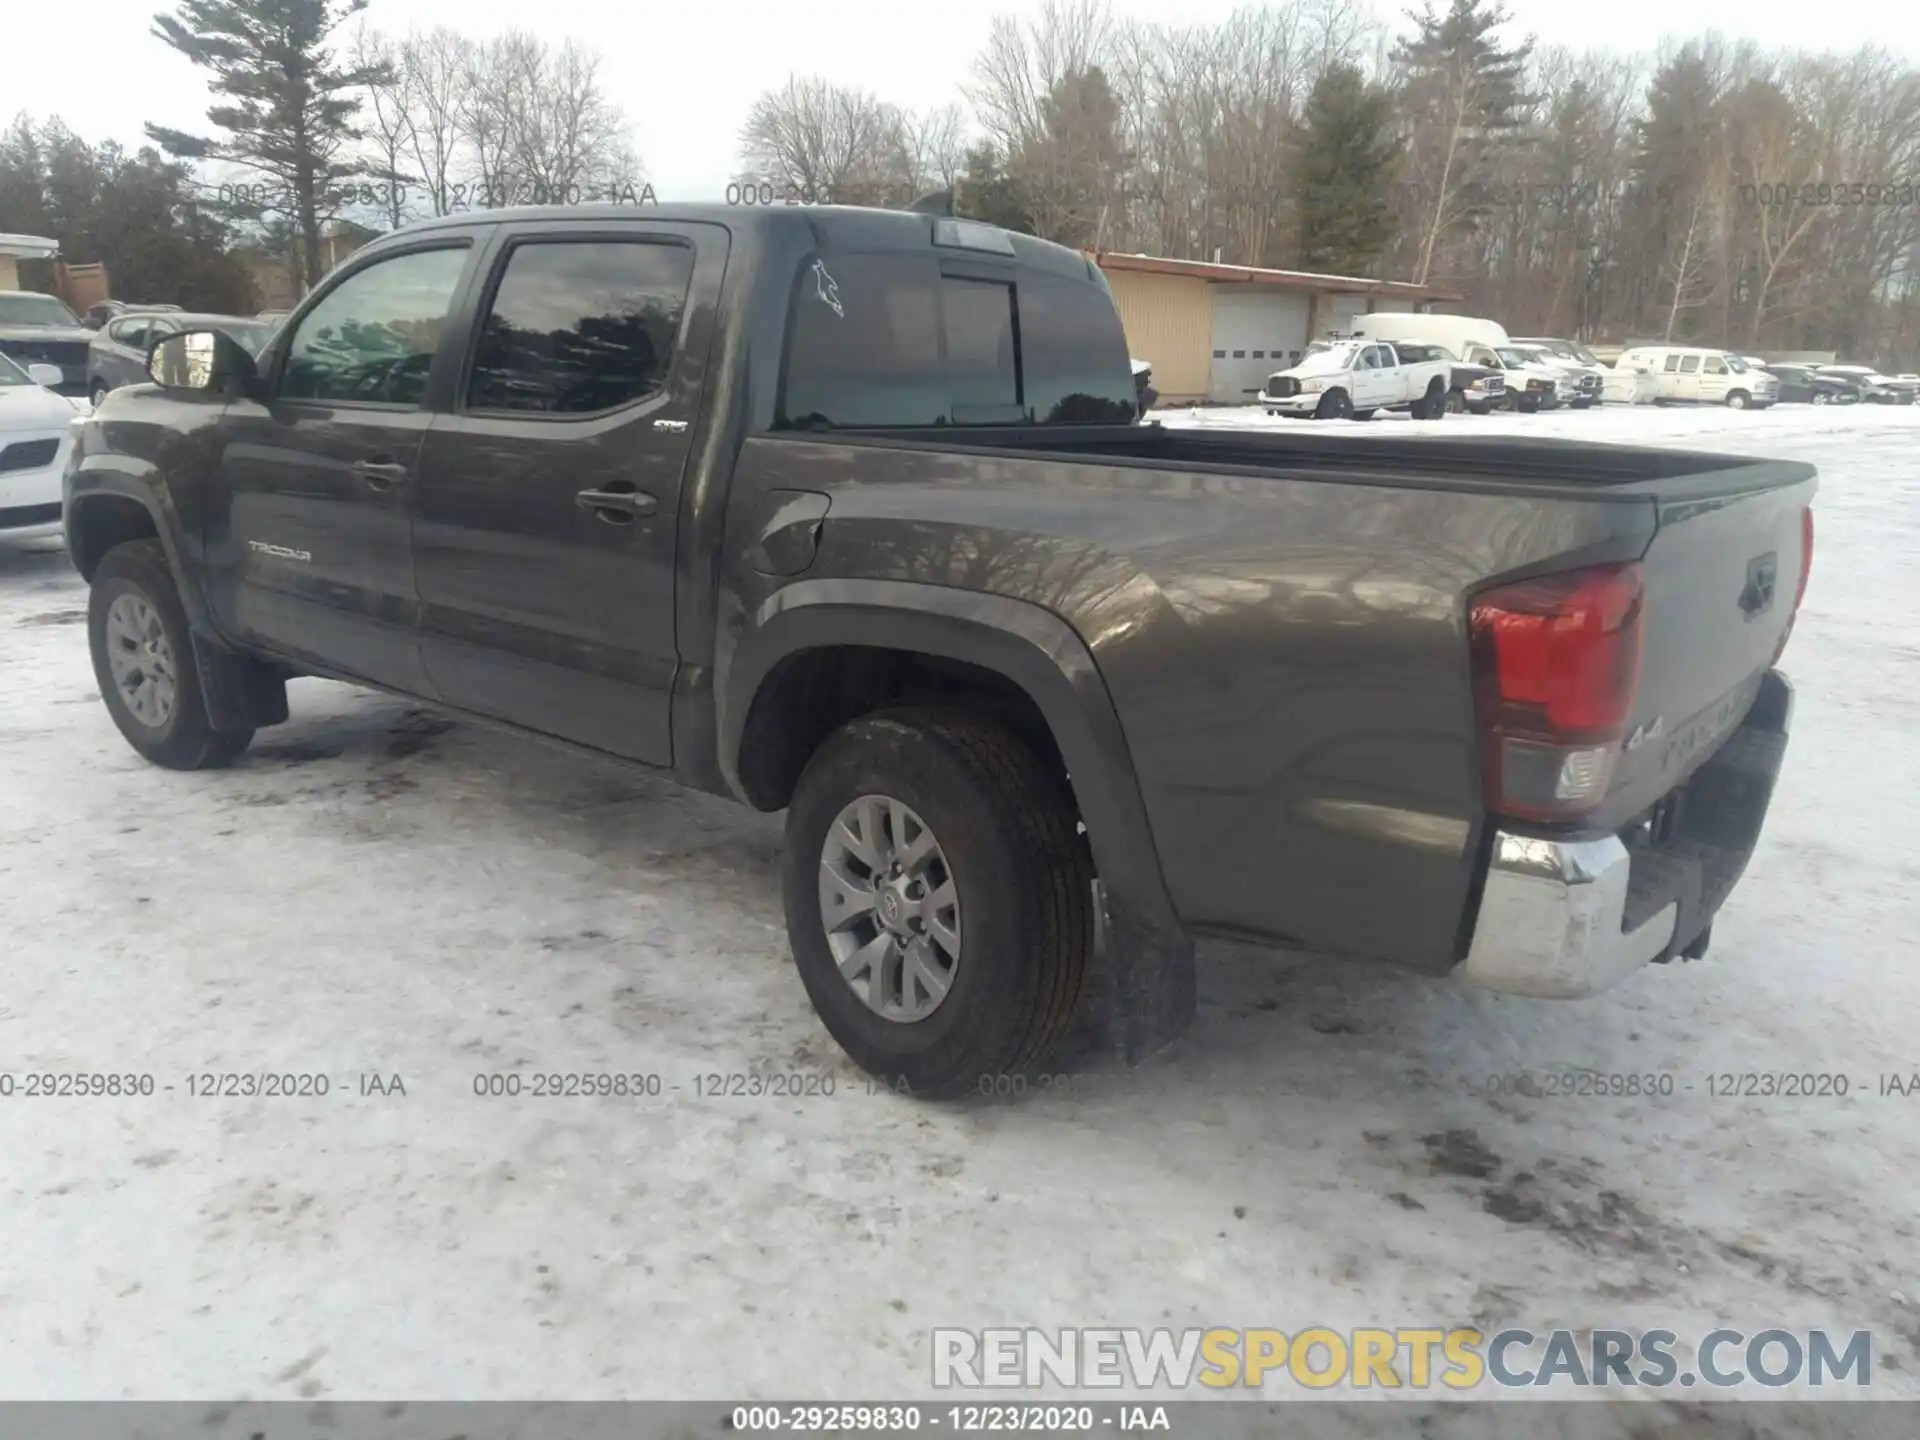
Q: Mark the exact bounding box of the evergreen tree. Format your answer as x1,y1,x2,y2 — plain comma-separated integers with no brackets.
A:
1393,0,1535,284
955,142,1035,234
146,0,388,292
1292,64,1403,274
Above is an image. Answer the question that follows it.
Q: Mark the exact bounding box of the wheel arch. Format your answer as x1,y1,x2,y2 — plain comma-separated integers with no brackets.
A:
721,580,1179,938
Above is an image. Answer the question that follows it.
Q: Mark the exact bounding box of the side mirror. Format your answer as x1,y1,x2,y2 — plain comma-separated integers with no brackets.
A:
147,328,258,392
27,362,65,389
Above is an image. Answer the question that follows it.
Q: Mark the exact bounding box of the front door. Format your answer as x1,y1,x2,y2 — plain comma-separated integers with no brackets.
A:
201,241,479,692
411,221,726,767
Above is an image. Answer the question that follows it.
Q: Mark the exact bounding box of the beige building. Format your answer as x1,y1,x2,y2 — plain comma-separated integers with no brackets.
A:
1090,251,1461,406
0,233,61,293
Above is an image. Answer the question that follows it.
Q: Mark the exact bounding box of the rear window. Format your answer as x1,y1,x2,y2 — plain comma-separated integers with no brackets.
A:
776,251,1134,429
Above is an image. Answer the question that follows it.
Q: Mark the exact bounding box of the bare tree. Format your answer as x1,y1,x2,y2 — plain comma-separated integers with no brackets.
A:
457,32,636,205
398,27,473,217
738,79,934,206
350,22,418,229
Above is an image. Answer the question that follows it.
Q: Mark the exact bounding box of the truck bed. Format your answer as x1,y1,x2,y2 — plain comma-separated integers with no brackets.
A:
819,422,1812,500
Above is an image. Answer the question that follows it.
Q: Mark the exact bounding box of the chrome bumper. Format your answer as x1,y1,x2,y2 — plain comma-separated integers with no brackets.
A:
1455,834,1673,997
1456,671,1793,999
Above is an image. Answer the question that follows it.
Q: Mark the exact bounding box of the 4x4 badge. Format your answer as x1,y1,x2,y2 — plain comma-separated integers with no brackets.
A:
1624,716,1665,751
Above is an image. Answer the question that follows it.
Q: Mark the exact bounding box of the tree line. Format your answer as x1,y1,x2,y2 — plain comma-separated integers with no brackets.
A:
745,0,1920,364
1,0,1915,364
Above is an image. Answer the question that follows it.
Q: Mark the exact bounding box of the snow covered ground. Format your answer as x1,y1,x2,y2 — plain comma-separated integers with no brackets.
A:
1,403,1916,1423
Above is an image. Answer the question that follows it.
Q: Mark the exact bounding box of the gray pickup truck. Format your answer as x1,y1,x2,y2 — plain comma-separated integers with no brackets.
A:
62,204,1815,1097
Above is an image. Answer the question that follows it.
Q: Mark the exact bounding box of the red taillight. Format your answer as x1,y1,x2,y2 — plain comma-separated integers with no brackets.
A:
1470,562,1646,822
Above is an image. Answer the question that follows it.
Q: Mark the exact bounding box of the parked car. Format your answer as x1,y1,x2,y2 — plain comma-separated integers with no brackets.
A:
1818,365,1915,404
1454,340,1573,411
83,300,183,330
1762,364,1862,406
1508,341,1604,408
1616,347,1780,409
1261,338,1452,419
89,311,278,402
0,289,96,398
1389,340,1506,414
0,349,86,542
63,202,1815,1097
1130,357,1158,416
1510,337,1612,407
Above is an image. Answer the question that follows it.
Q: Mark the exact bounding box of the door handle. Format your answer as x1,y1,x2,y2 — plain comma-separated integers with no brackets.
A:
575,486,658,524
353,458,409,489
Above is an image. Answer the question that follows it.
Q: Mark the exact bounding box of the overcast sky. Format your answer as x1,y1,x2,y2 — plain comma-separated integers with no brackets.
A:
13,0,1919,202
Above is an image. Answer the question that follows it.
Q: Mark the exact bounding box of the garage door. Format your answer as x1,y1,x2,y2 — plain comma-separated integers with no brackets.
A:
1327,294,1371,332
1209,290,1311,403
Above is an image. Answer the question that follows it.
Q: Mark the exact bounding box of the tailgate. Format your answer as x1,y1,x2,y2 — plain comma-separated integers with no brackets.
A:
1605,471,1815,824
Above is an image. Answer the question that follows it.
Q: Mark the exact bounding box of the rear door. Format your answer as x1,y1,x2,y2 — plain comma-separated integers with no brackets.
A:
410,220,726,766
202,238,480,691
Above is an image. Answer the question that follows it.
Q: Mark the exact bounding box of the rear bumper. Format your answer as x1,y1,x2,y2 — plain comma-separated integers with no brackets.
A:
1455,671,1792,998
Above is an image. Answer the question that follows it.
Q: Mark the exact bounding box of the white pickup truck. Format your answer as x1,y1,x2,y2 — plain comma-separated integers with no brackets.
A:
1261,339,1452,420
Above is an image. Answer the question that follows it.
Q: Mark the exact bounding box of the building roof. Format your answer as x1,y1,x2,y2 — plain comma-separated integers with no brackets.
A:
1087,249,1461,302
0,233,60,260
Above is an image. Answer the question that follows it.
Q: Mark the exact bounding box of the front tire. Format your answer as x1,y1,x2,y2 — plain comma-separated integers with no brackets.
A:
1726,390,1751,409
87,540,253,770
783,709,1094,1099
1313,389,1352,419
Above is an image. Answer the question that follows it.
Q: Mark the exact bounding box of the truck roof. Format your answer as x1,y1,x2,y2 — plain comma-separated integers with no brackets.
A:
389,203,1103,282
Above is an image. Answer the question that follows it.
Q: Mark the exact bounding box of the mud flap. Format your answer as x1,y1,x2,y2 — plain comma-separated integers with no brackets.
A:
191,632,289,734
1061,879,1197,1066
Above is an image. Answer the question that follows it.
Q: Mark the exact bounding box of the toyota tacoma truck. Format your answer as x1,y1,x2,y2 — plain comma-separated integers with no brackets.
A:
1261,339,1453,420
62,204,1815,1097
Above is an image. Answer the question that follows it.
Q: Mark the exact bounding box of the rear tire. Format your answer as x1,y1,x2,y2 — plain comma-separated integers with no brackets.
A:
1347,409,1376,422
87,540,254,770
89,379,111,407
783,709,1094,1100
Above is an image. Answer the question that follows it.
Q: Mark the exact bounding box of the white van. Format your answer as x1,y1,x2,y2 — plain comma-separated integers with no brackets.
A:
1614,346,1779,409
1348,312,1510,356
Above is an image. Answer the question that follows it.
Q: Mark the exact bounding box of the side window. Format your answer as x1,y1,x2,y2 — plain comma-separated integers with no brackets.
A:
778,253,947,429
1678,354,1701,373
113,318,152,351
940,277,1019,415
279,246,469,405
467,239,693,415
1010,268,1134,424
1663,354,1681,372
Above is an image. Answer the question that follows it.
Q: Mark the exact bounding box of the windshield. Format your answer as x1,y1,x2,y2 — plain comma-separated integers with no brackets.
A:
0,351,31,386
0,292,82,327
1494,347,1535,367
1295,342,1362,373
1725,355,1750,373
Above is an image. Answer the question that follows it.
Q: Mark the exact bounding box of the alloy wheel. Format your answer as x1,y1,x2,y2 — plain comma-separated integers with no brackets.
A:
104,592,178,729
818,794,962,1022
